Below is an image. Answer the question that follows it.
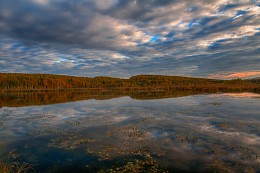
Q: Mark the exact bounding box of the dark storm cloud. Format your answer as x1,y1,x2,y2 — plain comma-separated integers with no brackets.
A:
0,0,98,47
100,0,175,21
0,0,259,78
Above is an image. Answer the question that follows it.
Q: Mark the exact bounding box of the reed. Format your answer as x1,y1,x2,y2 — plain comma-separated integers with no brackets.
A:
0,162,35,173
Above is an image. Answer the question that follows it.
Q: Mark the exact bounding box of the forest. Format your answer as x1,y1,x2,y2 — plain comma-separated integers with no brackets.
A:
0,73,259,92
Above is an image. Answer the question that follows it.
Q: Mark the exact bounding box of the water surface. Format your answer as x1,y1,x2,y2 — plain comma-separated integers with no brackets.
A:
0,91,259,172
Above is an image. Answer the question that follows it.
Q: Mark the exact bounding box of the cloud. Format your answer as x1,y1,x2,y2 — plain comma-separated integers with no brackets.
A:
31,0,49,5
95,0,119,10
0,0,259,78
209,71,260,79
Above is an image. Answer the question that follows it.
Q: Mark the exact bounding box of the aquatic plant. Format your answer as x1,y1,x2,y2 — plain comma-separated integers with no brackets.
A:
0,162,35,173
98,156,168,173
0,162,10,173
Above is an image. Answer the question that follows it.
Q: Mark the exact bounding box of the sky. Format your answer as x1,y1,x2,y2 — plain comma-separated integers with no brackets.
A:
0,0,259,79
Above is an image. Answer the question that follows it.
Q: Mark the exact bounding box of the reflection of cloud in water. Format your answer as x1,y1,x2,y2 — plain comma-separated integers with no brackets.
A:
200,124,260,145
110,116,128,123
0,93,260,171
209,92,260,98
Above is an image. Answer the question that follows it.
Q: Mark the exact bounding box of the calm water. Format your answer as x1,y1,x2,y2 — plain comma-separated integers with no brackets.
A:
0,92,259,172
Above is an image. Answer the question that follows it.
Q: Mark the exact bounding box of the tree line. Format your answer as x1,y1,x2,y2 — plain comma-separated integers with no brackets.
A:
0,73,259,92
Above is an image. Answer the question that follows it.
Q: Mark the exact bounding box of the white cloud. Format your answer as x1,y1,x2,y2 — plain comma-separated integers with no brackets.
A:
95,0,118,10
31,0,49,5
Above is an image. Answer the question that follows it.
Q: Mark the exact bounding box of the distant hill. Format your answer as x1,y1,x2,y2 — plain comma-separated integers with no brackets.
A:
0,73,259,93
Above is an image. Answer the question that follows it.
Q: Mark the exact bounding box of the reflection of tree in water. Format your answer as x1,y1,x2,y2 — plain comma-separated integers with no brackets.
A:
0,90,229,108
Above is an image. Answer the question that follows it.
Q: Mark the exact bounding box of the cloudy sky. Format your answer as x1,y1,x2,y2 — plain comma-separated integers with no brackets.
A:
0,0,259,79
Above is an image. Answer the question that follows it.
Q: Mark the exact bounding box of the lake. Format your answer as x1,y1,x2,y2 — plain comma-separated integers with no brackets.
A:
0,91,259,172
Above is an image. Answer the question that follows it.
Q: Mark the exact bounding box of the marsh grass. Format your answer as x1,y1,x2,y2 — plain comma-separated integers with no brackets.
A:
0,162,10,173
0,162,35,173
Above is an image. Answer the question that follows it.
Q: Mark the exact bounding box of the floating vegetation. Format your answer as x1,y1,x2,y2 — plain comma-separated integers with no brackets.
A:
88,121,165,160
209,121,229,131
198,136,259,172
216,123,225,128
175,134,199,144
48,137,96,150
8,149,19,160
65,120,80,126
47,118,165,161
206,159,256,173
29,128,76,136
98,156,168,173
